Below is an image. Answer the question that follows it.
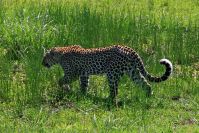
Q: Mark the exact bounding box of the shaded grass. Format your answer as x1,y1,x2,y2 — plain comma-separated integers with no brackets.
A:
0,0,199,132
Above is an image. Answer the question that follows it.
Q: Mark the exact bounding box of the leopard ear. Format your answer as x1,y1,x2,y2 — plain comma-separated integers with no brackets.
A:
42,46,46,54
50,47,57,52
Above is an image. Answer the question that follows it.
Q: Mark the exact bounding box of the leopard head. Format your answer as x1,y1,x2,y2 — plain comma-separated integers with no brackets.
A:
42,48,63,68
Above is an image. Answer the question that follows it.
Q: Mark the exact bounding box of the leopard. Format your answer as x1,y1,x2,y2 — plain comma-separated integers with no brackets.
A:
42,45,173,102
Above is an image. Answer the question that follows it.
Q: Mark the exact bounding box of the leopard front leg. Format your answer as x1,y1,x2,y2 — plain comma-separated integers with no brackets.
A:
106,71,121,104
128,68,153,97
79,74,89,94
54,75,71,101
58,76,71,92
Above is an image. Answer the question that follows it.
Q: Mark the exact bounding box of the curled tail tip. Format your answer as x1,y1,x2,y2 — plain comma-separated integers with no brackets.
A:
160,58,173,73
160,58,172,66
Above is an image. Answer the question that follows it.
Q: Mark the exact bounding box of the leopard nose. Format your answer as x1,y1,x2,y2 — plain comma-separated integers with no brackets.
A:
45,63,50,68
42,62,50,68
42,60,48,67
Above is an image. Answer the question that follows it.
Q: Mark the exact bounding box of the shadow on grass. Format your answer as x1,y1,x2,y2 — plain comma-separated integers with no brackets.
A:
48,88,154,111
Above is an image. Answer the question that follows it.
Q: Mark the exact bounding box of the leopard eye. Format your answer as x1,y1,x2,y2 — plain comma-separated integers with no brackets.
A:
50,52,55,56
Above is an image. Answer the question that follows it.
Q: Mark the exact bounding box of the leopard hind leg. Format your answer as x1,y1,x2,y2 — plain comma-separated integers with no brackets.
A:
128,68,153,97
79,73,89,94
106,68,124,103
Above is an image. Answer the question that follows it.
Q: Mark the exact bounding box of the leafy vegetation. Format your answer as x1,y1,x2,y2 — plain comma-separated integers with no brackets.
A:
0,0,198,132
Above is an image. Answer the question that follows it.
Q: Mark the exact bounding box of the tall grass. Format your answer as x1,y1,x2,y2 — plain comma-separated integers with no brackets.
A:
0,0,198,131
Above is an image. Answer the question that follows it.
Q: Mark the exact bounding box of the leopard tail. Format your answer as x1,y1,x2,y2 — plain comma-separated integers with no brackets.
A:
114,45,173,82
137,58,173,82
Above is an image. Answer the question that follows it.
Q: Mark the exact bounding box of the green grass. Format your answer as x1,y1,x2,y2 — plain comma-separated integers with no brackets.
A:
0,0,199,132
